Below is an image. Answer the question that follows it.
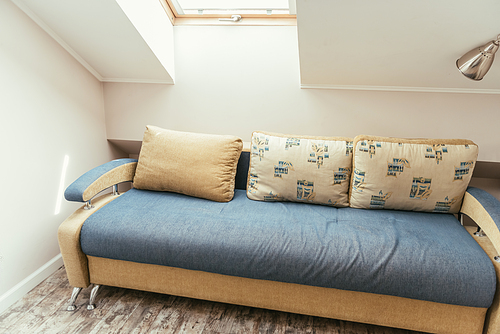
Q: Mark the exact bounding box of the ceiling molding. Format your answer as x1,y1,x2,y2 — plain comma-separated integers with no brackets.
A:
300,84,500,95
11,0,104,81
102,78,175,84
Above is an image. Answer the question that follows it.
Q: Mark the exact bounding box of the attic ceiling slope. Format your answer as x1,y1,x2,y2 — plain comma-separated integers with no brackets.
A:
296,0,500,93
12,0,174,84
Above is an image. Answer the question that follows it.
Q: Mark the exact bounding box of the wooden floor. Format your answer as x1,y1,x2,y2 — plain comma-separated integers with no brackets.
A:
0,266,423,334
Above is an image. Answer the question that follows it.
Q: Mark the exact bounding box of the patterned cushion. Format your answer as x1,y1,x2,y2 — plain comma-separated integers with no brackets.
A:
247,131,353,207
133,126,243,202
349,135,478,213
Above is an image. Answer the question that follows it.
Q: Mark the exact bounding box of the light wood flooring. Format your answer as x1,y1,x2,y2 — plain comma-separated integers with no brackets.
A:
0,266,423,334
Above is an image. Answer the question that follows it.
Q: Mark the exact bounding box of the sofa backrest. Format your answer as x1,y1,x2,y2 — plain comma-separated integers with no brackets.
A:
235,151,250,190
130,127,478,214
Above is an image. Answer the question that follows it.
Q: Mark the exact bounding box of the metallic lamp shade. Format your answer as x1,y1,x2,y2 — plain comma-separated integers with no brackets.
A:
456,39,499,81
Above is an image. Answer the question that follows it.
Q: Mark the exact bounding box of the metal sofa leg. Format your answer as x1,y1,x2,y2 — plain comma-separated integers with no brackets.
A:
87,284,101,310
67,287,82,311
112,184,120,196
83,199,94,210
474,226,487,237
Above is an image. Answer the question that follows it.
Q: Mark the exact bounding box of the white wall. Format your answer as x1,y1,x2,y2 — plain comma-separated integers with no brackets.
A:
104,26,500,163
0,0,114,314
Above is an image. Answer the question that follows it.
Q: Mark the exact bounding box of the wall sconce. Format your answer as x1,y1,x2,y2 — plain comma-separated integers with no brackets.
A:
456,34,500,81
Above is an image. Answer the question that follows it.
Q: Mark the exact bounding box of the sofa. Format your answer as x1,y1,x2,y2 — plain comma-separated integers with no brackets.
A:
58,126,500,334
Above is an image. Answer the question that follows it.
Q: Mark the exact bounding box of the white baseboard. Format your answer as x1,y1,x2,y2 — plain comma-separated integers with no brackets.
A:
0,254,64,315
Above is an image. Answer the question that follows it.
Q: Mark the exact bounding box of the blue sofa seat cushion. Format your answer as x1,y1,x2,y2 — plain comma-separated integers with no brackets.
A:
80,189,496,308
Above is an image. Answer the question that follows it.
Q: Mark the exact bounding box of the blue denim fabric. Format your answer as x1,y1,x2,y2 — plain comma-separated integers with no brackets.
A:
80,188,496,308
466,187,500,230
64,159,137,202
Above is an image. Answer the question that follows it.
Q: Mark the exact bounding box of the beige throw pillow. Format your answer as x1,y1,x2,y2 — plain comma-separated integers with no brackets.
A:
247,131,353,207
133,126,243,202
349,135,478,213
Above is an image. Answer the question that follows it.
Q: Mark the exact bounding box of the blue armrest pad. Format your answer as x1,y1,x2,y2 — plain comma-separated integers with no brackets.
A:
465,187,500,230
64,158,138,202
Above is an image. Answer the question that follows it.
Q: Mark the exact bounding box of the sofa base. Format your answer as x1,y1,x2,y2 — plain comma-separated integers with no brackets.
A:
87,256,486,334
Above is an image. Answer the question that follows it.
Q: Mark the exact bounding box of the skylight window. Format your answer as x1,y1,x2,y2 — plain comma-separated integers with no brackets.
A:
165,0,296,18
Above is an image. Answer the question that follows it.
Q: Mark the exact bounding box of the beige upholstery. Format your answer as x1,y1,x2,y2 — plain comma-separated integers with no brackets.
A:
57,192,494,334
82,162,137,202
461,193,500,334
58,193,119,287
87,256,486,334
59,161,137,287
133,126,243,202
462,193,500,257
56,134,500,334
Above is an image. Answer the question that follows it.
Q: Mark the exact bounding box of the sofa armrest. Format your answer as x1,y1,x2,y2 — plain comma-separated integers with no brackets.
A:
64,159,137,202
58,193,118,288
461,187,500,256
461,187,500,334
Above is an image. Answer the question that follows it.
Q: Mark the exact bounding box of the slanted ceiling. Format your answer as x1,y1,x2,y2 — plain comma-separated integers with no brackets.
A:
296,0,500,93
12,0,174,84
11,0,500,93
